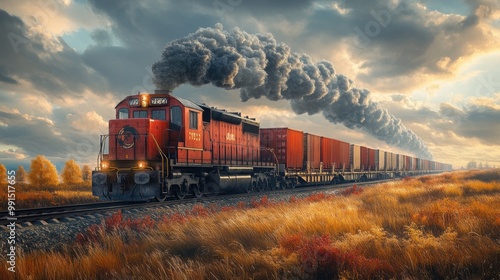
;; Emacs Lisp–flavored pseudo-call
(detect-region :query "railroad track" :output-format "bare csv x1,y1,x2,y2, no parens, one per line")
1,178,399,228
0,201,145,226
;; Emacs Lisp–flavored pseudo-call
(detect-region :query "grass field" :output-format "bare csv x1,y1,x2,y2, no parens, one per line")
0,183,97,210
1,170,499,279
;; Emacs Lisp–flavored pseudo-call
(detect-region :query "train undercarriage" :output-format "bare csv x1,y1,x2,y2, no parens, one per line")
92,160,441,202
92,161,284,201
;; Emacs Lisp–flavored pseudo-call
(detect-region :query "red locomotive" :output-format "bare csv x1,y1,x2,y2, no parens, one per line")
93,90,277,201
92,90,452,201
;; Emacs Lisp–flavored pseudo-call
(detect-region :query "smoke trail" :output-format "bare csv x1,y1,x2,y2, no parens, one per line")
152,24,432,159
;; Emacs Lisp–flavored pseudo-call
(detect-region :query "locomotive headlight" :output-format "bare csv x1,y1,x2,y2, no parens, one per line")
134,172,150,184
101,161,109,170
140,94,149,108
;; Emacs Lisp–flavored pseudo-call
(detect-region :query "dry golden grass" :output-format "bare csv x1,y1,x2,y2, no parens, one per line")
0,183,97,210
1,169,499,279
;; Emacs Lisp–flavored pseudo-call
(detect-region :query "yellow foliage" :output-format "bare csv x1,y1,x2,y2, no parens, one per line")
28,155,59,187
0,163,7,185
82,164,92,184
16,165,27,184
61,159,83,185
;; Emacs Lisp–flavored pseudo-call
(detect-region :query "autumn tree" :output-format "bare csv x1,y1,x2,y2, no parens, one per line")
61,159,83,185
0,163,7,186
16,165,27,184
28,155,59,187
82,164,92,185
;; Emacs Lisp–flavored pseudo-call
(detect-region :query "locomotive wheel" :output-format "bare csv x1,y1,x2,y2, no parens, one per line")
245,183,252,193
192,185,203,199
280,180,286,190
175,189,186,200
205,182,219,196
267,179,276,191
256,179,264,192
263,179,270,191
175,184,188,200
155,194,167,202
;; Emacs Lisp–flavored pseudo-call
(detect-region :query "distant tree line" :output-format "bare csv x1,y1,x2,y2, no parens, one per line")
465,161,496,170
0,155,92,187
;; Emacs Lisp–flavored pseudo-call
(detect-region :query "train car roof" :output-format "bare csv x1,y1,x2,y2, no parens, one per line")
174,95,203,111
196,102,260,126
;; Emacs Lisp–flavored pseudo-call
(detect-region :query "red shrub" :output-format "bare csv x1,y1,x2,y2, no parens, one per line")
123,215,155,231
208,203,219,213
279,234,394,278
251,195,271,208
237,201,247,209
163,212,187,224
220,205,236,212
339,185,364,196
104,210,124,231
76,210,157,245
187,204,210,217
75,224,102,245
305,193,326,202
289,195,299,203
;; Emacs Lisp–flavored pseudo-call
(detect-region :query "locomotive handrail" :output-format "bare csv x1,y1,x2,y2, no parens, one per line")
174,146,204,151
96,135,109,171
151,133,169,178
261,147,279,176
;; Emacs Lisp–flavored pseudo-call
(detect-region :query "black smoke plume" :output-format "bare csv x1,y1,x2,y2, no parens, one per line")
152,24,432,159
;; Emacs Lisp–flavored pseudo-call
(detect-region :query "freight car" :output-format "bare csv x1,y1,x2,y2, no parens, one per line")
92,90,452,201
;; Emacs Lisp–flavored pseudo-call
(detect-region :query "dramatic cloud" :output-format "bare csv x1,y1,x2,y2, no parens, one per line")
152,24,432,158
439,103,500,145
299,0,500,92
0,10,108,97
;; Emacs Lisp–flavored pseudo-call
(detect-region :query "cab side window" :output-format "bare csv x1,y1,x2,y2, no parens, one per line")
171,106,182,126
118,108,128,119
189,111,198,129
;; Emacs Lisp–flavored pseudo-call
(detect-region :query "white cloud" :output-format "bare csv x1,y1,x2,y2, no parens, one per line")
2,0,109,36
68,110,107,133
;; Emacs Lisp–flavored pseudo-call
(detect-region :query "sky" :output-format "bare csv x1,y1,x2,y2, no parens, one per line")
0,0,499,171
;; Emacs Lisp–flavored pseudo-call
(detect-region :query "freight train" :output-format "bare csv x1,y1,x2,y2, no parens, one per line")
92,90,452,201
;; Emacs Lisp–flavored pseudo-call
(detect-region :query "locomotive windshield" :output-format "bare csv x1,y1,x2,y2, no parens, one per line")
152,110,166,120
118,108,128,119
133,110,148,118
